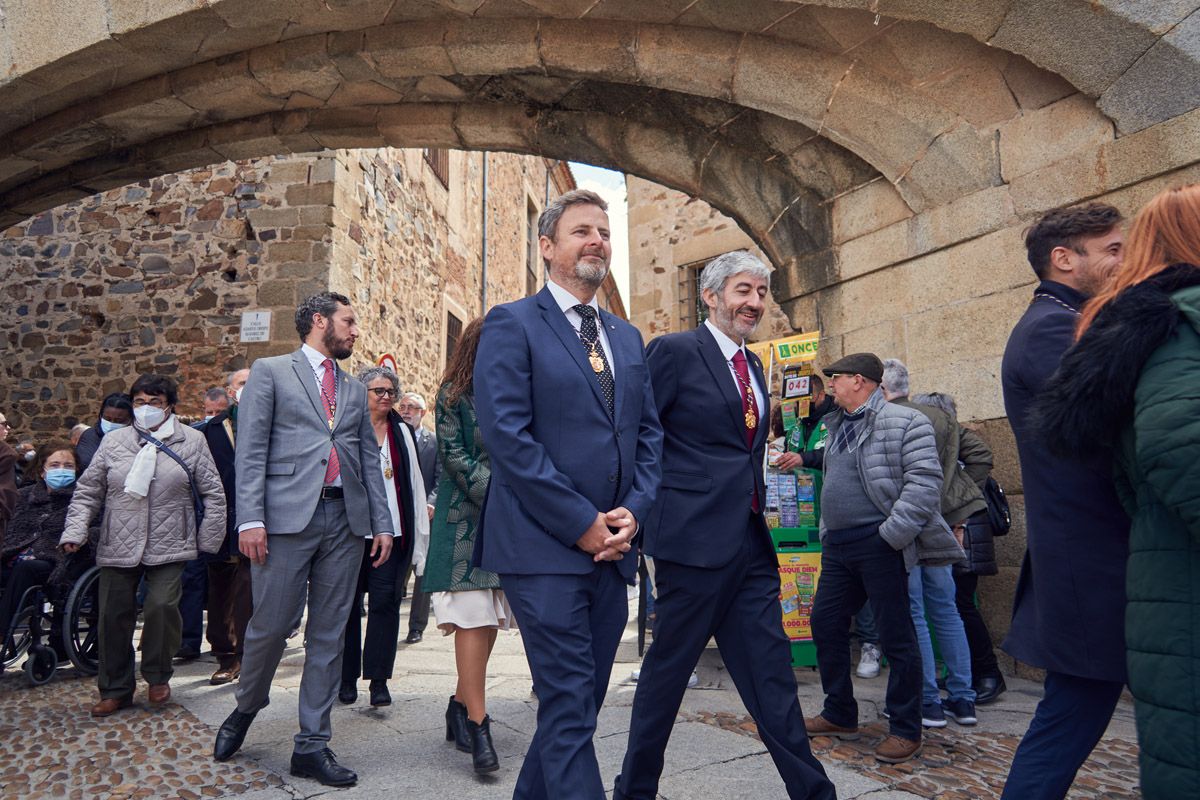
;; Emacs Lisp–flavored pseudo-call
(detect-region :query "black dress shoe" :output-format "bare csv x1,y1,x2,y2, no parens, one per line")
405,629,423,644
974,674,1007,705
466,715,499,774
174,644,201,662
338,681,357,705
213,708,257,762
445,696,471,753
369,680,391,707
290,748,357,787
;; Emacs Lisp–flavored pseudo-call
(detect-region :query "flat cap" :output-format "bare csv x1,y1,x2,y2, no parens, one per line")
821,352,884,384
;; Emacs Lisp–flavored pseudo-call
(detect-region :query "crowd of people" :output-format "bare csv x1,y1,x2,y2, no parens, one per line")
0,183,1197,799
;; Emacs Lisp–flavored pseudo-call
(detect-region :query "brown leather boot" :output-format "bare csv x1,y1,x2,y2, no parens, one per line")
90,696,133,717
210,661,241,686
148,683,171,704
803,714,861,740
875,735,922,763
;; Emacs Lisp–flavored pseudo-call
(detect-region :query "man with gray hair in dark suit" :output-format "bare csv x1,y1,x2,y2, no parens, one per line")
212,292,393,788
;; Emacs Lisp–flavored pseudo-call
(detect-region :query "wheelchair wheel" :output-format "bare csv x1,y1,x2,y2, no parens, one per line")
24,644,57,685
63,565,101,676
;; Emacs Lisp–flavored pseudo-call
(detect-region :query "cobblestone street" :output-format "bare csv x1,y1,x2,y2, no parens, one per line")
0,596,1141,800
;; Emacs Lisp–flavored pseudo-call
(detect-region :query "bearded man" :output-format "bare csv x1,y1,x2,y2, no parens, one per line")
212,292,394,788
474,189,663,800
613,251,835,800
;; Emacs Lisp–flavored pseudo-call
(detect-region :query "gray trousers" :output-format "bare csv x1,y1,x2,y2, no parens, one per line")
234,498,362,754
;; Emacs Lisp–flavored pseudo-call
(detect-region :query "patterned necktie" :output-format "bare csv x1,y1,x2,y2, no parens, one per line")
830,412,863,454
731,350,760,512
320,358,341,484
573,305,615,415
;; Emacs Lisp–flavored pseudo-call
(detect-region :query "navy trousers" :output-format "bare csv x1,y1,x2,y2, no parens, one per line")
1001,671,1124,800
178,557,208,652
615,516,834,800
810,534,923,741
501,563,628,800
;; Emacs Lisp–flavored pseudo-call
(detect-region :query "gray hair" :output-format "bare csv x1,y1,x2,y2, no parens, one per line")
913,391,958,419
881,358,910,398
226,368,249,385
699,251,772,296
538,188,608,247
357,366,400,394
400,392,426,409
204,387,231,404
70,423,90,436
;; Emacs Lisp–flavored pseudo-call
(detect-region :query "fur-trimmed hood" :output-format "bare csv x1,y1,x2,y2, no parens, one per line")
1035,263,1200,459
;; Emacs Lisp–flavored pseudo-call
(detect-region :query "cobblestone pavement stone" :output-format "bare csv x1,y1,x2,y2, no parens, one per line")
0,592,1142,799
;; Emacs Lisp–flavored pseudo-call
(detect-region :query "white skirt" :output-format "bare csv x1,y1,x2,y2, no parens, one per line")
432,589,516,633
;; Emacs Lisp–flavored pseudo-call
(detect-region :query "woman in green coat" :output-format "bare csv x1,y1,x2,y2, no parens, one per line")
423,316,510,775
1037,183,1200,799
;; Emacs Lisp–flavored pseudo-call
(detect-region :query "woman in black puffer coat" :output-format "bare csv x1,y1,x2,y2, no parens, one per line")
0,440,92,656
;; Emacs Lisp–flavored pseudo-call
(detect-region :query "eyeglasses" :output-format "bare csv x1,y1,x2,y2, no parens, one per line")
132,398,167,408
0,421,9,428
369,388,399,398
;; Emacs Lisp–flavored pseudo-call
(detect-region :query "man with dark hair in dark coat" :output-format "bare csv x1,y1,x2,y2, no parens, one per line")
999,202,1131,800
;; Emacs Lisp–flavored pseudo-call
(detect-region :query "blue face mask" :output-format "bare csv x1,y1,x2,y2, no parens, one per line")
99,419,128,435
45,468,76,490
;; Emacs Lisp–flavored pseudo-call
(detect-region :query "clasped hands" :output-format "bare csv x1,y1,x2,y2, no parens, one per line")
575,507,637,562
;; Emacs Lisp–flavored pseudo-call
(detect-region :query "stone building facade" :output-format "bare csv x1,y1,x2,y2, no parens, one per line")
0,148,593,434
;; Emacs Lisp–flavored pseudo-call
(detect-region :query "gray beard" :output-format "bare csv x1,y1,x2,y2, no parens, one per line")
574,259,608,287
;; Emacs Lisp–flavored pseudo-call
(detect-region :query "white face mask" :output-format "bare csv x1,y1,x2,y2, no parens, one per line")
23,450,35,462
234,387,244,404
203,415,216,423
134,405,167,429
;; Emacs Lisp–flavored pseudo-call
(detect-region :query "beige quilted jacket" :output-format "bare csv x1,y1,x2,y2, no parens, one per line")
60,422,226,567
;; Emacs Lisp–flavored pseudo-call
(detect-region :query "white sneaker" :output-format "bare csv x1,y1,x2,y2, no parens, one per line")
631,668,641,682
856,643,881,678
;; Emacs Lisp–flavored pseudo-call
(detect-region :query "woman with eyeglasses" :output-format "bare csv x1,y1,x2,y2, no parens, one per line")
60,374,226,717
337,366,428,707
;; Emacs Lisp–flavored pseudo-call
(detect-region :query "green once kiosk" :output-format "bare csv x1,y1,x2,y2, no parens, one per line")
752,332,825,669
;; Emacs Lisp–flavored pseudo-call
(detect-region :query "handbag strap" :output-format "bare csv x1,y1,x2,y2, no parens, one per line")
135,429,204,520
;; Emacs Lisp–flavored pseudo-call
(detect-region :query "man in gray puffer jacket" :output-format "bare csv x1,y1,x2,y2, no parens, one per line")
803,353,964,765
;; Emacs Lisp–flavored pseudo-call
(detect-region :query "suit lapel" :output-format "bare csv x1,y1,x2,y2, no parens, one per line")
696,326,747,443
748,349,770,451
331,363,349,432
537,287,611,418
291,350,327,427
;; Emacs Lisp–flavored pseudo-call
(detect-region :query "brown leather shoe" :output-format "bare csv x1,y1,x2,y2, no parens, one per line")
875,734,922,763
803,715,860,740
91,696,133,717
210,662,241,686
148,683,171,704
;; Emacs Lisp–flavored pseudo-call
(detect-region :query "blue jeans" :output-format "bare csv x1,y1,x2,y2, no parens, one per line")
908,565,975,704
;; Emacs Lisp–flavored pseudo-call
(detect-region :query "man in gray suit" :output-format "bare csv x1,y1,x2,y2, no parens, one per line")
396,391,438,643
213,292,393,787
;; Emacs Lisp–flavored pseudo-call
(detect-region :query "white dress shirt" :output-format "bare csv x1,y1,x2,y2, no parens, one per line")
546,279,616,385
704,319,766,420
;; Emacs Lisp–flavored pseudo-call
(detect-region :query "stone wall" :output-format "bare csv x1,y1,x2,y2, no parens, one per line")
0,148,580,437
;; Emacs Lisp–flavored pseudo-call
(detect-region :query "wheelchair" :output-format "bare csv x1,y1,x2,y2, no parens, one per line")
1,562,101,685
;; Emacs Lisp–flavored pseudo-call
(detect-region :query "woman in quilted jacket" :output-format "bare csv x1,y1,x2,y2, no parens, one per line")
61,374,226,718
1036,183,1200,799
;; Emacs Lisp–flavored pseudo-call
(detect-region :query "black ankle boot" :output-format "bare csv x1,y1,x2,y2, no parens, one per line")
466,715,499,774
445,696,470,753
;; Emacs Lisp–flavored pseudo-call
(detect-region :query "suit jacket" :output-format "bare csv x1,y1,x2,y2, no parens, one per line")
413,426,440,505
473,285,663,583
234,348,392,538
642,325,770,568
200,410,239,558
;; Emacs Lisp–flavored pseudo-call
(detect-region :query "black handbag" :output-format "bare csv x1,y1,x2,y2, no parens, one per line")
136,429,205,528
982,475,1011,537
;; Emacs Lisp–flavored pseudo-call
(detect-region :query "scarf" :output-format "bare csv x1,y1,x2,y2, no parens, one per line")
123,415,177,499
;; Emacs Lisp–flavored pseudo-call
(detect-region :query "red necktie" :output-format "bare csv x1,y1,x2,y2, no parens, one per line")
731,350,760,512
321,359,341,485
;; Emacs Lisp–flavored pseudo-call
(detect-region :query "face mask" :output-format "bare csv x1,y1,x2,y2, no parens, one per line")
234,387,243,404
45,468,76,490
134,405,167,429
204,415,216,422
23,450,35,462
99,419,127,435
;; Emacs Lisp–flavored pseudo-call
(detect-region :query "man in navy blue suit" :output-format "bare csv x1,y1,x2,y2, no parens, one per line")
474,188,663,800
613,252,835,800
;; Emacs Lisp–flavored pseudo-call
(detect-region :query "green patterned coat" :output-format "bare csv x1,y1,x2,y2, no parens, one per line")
421,388,500,592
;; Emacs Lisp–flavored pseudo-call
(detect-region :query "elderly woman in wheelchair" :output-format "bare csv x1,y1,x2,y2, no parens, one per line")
0,440,98,683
